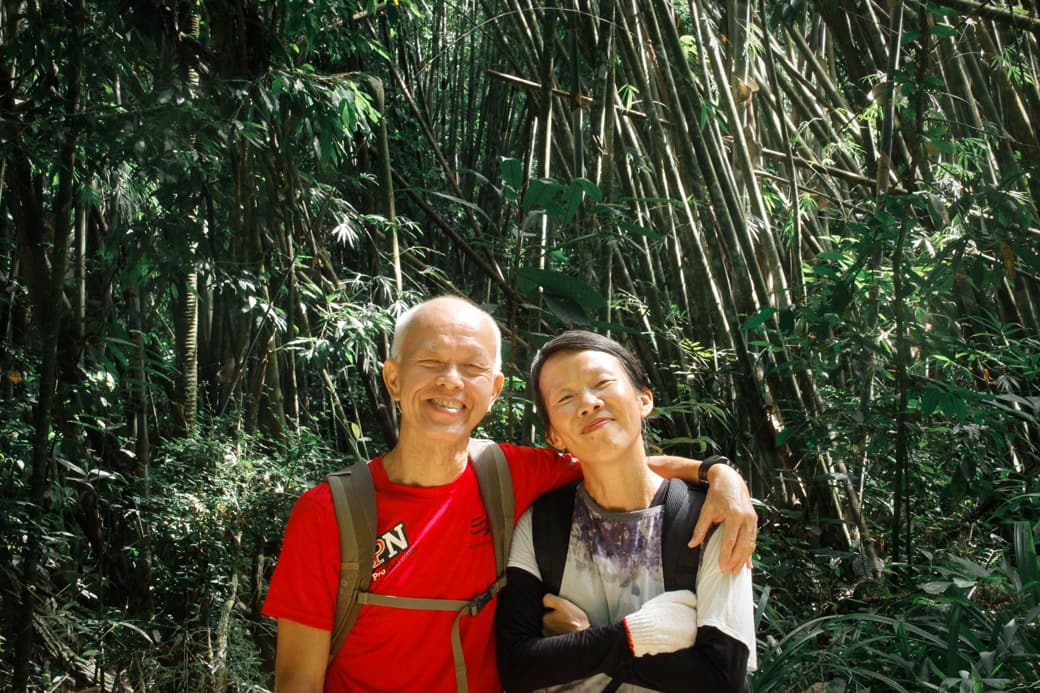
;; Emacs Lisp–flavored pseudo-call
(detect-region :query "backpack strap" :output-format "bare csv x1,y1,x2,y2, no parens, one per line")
325,440,515,693
533,480,704,692
531,480,580,596
326,461,378,664
468,438,514,576
534,478,706,596
661,478,709,591
357,590,498,692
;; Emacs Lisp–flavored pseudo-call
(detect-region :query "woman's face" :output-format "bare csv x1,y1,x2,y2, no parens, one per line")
537,349,653,464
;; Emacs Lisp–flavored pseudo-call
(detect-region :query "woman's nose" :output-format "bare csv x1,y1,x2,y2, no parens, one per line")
578,390,603,415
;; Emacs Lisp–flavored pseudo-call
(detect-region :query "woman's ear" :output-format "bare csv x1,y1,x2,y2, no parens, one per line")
545,426,563,451
639,389,654,418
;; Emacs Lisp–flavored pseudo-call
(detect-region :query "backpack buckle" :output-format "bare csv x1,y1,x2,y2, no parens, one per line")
467,585,495,615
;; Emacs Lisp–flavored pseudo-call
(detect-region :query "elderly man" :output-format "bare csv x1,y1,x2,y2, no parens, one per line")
263,296,757,692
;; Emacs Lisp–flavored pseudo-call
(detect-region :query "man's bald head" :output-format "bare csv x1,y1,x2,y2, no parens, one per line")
390,296,503,374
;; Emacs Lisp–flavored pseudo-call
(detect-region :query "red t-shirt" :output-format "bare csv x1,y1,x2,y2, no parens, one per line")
262,443,580,692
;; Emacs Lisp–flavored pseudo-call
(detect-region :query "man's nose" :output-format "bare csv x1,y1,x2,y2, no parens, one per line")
436,364,464,388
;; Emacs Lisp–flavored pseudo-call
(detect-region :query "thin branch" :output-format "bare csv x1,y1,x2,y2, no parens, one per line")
927,0,1040,32
392,169,518,300
484,68,671,125
756,145,906,194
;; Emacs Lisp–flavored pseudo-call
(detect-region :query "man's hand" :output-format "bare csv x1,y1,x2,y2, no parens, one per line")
647,455,757,575
691,464,757,575
541,593,591,636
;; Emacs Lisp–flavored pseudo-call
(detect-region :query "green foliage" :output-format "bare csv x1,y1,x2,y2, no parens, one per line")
53,424,338,690
4,0,1040,689
753,461,1040,689
748,132,1040,686
752,545,1040,691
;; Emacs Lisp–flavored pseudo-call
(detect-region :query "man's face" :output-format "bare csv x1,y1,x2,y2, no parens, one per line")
383,301,504,444
538,349,652,464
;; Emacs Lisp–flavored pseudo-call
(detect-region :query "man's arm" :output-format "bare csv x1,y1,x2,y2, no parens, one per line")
274,618,330,692
647,456,757,574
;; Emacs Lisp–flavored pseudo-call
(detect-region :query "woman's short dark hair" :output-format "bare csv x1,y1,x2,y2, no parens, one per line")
529,330,650,431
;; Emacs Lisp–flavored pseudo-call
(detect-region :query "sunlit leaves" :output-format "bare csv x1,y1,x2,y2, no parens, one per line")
518,268,607,325
743,306,778,331
499,156,524,200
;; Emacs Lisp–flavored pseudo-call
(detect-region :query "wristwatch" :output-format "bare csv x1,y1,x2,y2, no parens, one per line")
699,455,730,486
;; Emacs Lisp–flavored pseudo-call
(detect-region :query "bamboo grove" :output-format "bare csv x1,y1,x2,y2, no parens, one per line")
1,0,1038,689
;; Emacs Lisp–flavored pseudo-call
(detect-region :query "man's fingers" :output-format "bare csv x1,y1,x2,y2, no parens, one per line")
687,463,759,573
723,520,757,575
744,511,758,569
688,492,726,548
706,511,758,575
718,517,742,574
688,511,712,548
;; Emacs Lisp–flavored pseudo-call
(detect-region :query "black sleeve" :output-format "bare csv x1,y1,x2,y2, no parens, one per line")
612,626,749,693
495,567,636,691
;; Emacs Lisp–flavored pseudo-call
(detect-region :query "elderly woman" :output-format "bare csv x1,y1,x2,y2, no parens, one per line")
495,330,756,692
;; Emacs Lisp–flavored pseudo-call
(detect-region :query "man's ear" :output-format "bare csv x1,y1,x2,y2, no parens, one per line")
639,389,654,418
490,373,505,404
383,359,401,401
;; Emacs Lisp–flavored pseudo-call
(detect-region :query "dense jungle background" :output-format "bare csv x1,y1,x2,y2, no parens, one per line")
2,0,1039,689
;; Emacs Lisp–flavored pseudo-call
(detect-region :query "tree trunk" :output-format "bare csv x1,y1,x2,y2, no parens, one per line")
10,0,85,681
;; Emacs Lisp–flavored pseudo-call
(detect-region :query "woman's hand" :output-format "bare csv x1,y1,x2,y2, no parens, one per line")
541,594,591,635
